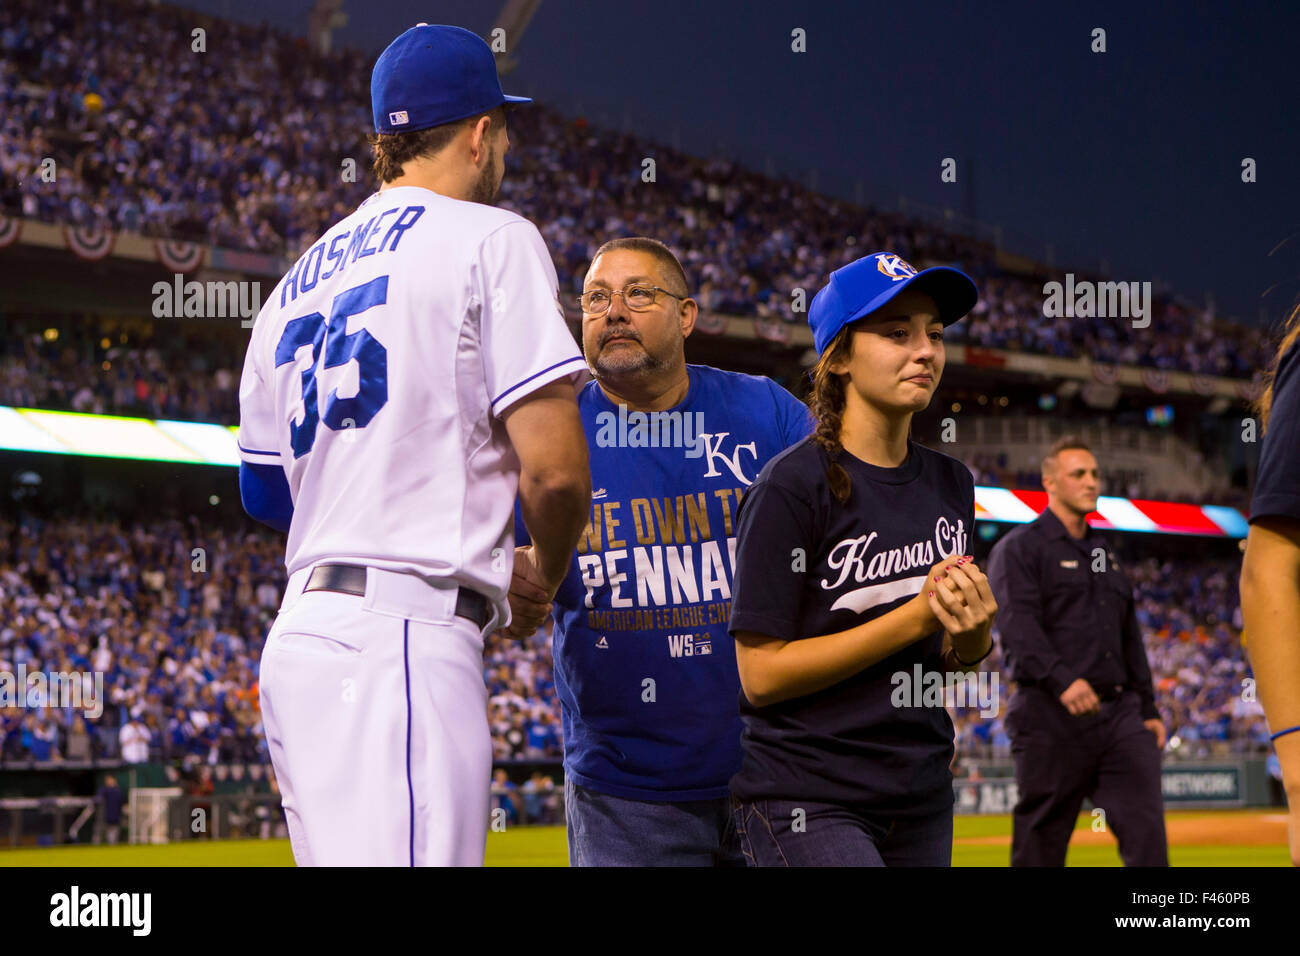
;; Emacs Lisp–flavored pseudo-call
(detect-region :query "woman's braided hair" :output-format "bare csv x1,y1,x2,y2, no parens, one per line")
809,325,856,505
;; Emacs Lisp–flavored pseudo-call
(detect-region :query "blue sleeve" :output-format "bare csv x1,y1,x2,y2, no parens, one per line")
767,378,814,447
239,462,294,533
513,497,531,546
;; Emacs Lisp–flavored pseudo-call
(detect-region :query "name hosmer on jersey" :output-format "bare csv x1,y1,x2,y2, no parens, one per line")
577,489,745,639
278,204,426,308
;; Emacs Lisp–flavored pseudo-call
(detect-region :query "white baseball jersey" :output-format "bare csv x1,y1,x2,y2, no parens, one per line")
238,185,589,622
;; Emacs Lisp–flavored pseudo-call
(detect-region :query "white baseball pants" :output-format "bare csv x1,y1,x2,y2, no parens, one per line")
260,565,492,866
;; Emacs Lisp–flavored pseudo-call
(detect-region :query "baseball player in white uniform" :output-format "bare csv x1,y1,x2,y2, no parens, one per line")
237,24,591,866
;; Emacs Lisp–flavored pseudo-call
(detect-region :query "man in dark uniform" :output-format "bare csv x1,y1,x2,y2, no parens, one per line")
987,437,1168,866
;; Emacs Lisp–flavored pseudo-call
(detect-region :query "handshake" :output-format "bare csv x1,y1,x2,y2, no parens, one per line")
504,545,561,639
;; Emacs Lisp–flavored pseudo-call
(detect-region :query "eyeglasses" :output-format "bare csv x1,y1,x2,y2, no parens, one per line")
577,284,688,315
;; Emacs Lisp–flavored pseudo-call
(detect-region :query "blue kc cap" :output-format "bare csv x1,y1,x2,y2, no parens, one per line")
808,252,979,355
371,24,532,135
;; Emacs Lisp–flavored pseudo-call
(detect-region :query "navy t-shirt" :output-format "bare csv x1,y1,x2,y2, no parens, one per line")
516,364,812,800
1250,342,1300,524
728,436,975,815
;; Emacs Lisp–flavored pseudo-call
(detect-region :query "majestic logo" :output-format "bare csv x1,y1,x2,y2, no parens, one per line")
875,254,918,282
699,432,758,485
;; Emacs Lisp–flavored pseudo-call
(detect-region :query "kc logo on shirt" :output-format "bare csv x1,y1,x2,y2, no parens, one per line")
698,432,758,485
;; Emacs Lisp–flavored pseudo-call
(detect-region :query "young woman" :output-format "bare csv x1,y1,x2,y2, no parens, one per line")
728,251,998,866
1239,303,1300,866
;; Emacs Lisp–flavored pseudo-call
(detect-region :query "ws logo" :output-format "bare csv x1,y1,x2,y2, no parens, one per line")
667,634,712,658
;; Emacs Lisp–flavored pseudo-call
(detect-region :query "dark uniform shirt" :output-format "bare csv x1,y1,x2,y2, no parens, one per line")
987,507,1159,721
98,784,125,824
728,437,975,815
1250,341,1300,524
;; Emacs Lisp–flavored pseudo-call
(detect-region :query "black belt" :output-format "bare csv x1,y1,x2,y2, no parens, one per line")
303,564,491,630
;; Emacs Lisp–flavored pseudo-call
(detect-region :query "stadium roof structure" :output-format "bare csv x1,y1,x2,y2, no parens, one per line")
0,405,1251,538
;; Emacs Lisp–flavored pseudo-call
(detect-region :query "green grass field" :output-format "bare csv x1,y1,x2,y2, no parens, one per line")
0,811,1288,866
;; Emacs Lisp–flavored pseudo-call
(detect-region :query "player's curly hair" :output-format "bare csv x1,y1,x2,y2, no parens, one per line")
809,325,855,505
366,106,506,183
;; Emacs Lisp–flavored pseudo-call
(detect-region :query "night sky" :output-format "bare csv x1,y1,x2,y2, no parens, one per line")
181,0,1299,330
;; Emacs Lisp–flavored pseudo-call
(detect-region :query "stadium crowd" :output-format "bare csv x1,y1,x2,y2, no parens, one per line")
0,509,1272,768
0,0,1276,380
0,512,571,767
0,514,281,766
0,319,240,425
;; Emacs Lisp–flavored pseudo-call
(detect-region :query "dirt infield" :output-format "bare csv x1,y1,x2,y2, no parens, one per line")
955,810,1288,847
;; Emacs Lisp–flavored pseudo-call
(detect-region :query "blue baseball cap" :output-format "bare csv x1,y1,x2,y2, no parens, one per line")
808,252,979,355
371,24,532,135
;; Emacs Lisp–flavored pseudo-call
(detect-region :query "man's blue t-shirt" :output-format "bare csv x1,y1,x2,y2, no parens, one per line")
516,364,812,801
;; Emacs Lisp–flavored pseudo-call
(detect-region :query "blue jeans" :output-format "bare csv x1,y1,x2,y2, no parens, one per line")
565,777,744,866
732,796,953,866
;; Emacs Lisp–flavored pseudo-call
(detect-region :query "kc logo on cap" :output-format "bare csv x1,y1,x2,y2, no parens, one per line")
875,253,918,281
807,250,980,355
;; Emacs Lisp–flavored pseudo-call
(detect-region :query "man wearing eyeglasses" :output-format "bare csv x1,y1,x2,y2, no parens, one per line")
510,237,812,865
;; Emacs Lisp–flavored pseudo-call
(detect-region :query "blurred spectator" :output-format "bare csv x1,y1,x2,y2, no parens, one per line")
64,713,91,761
490,768,518,826
522,771,559,824
118,717,150,764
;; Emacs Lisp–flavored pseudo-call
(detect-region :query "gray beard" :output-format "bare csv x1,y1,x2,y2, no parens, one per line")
593,345,677,381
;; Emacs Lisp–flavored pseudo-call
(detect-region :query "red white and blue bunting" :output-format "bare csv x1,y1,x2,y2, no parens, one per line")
63,223,115,261
694,311,728,335
155,238,205,274
0,213,21,248
1090,361,1119,385
754,316,792,345
1142,368,1170,394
